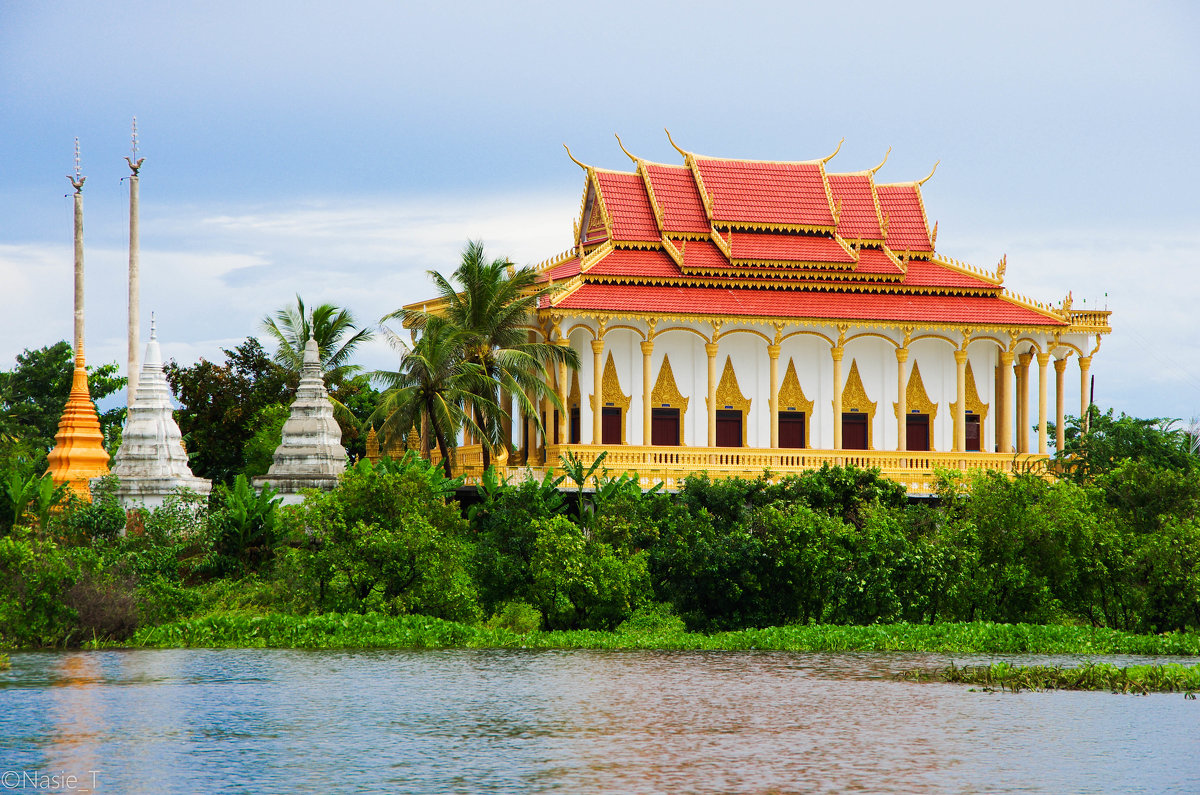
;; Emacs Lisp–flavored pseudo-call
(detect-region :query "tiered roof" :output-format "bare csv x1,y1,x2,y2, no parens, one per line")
542,135,1072,330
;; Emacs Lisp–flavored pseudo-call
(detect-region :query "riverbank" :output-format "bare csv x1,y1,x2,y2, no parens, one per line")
900,661,1200,694
109,613,1200,655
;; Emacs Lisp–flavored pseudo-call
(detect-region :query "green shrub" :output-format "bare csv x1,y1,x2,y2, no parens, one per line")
617,602,685,635
487,600,542,634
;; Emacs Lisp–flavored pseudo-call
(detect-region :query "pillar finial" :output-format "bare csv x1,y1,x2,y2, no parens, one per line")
150,311,157,340
125,117,145,174
68,138,85,192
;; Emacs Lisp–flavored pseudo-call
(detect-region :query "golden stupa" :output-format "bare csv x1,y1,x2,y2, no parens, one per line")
46,142,110,500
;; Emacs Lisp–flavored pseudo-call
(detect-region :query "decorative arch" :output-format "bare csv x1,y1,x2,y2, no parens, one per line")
839,358,877,450
710,356,752,446
651,354,689,445
717,327,773,345
777,359,814,449
893,360,939,451
951,360,990,447
589,351,631,444
655,325,712,342
781,329,836,347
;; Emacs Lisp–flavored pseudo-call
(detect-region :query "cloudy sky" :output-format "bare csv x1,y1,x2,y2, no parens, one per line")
1,1,1198,420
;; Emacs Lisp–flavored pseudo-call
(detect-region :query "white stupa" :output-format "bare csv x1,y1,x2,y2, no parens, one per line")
106,318,212,507
254,336,347,503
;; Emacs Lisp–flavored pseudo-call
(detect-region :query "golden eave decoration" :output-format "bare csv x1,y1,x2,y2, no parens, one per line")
591,351,631,411
894,361,939,422
651,354,690,415
710,356,752,414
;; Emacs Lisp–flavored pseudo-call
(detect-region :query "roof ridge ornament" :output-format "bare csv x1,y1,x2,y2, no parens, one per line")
665,128,689,158
614,133,638,165
916,160,940,186
563,143,588,171
821,138,844,164
996,254,1007,282
868,147,891,175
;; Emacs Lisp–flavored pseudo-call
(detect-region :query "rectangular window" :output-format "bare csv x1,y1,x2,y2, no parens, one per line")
715,410,742,448
601,407,622,445
965,415,981,452
906,414,930,452
842,413,869,450
778,411,805,449
651,408,680,446
569,407,581,444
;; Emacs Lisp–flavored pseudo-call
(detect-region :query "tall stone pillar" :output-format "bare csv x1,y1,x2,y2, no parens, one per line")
125,143,143,406
768,344,781,448
832,346,845,450
1078,355,1093,422
999,350,1014,454
1037,352,1050,455
1054,357,1068,453
895,347,909,451
1015,352,1031,453
641,339,654,446
954,350,968,452
591,338,604,444
47,146,110,500
556,338,570,444
705,342,719,447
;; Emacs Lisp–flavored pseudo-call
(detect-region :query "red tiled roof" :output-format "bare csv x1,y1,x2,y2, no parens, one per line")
643,164,709,234
553,283,1064,326
828,173,884,240
694,158,836,228
903,259,999,290
538,257,582,282
680,239,728,270
877,184,933,252
586,248,680,279
728,231,854,264
594,171,659,241
854,247,903,275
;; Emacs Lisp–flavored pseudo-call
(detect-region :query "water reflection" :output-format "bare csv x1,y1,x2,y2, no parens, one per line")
1,649,1197,794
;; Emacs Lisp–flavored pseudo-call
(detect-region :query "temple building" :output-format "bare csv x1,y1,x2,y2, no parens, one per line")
397,135,1111,492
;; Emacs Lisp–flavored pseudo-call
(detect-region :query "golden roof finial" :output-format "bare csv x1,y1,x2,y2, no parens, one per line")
665,128,688,158
821,138,844,164
563,143,588,171
614,133,638,165
996,254,1007,281
868,147,891,175
916,160,940,186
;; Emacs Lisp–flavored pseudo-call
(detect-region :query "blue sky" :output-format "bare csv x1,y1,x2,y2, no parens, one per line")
1,1,1198,419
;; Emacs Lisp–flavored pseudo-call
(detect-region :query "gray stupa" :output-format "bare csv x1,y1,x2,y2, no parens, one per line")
254,336,347,503
108,320,212,507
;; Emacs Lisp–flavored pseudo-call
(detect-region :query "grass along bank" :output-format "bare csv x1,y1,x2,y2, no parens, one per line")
899,661,1200,695
115,613,1200,656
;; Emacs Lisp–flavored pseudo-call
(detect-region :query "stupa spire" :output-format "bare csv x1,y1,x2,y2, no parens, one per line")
47,139,111,499
109,317,211,507
254,334,347,503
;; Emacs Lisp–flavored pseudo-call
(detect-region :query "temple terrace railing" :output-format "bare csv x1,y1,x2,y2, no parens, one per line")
431,444,1049,495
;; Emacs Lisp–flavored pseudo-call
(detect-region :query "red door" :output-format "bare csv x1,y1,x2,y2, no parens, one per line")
965,414,981,452
842,413,868,450
716,410,742,447
651,408,680,446
569,408,581,444
905,414,930,451
602,407,622,444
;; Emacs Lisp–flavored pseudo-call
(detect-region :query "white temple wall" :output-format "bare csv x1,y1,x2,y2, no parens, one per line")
843,333,894,450
780,332,833,448
716,330,766,446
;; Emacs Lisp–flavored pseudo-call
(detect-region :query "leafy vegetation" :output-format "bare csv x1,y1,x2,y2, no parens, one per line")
902,661,1200,695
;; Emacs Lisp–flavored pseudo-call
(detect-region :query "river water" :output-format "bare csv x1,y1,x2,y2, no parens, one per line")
1,648,1198,794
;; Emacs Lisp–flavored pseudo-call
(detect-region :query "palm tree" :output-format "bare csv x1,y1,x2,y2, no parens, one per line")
261,295,373,385
384,240,580,469
369,320,493,476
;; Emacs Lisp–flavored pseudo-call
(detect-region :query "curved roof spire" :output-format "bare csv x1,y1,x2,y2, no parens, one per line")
821,138,844,164
665,128,688,158
916,160,940,186
868,147,891,175
614,133,638,165
563,143,588,171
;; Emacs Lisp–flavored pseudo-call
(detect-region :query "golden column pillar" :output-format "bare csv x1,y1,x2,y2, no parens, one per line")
591,338,604,444
1078,355,1093,421
1037,352,1050,455
832,345,845,450
1054,357,1068,453
705,342,719,447
641,339,654,446
556,338,570,445
999,350,1014,454
1015,352,1032,453
895,347,909,451
954,350,969,452
768,344,781,448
